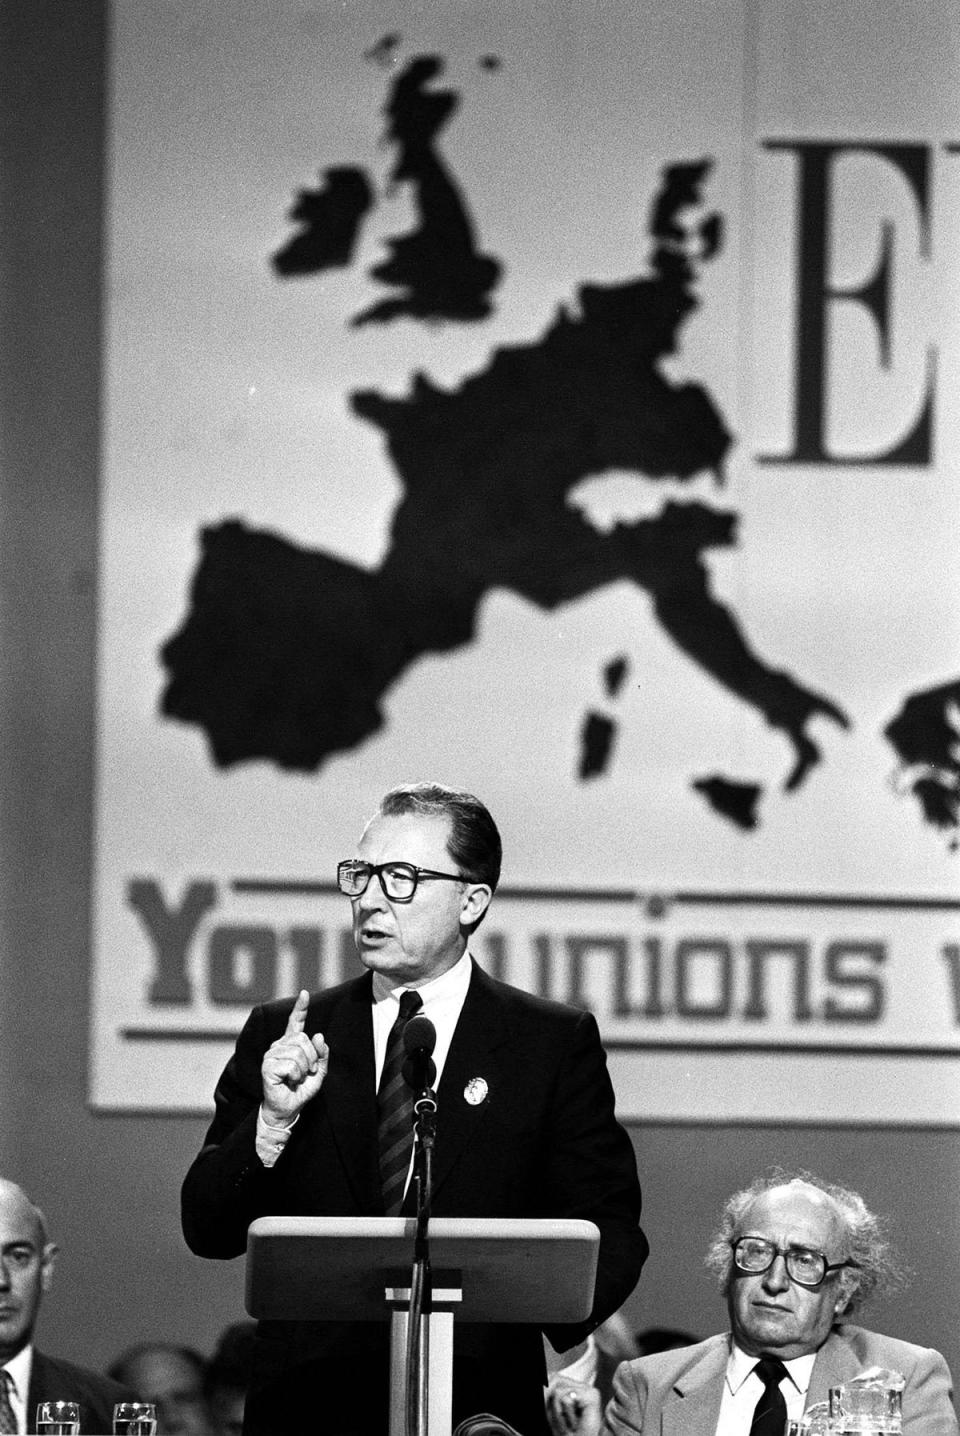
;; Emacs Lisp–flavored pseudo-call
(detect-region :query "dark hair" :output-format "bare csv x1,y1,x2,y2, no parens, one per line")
703,1167,908,1314
378,782,502,896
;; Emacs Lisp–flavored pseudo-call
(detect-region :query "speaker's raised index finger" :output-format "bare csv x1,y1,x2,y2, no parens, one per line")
284,988,310,1035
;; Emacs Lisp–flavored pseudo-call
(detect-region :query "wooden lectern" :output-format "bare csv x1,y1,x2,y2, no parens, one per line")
245,1215,600,1436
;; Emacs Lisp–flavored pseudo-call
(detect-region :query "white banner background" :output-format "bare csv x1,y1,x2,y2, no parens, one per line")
92,0,960,1117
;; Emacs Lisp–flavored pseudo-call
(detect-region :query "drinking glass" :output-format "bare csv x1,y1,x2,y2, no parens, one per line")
787,1401,835,1436
113,1402,158,1435
36,1401,80,1434
829,1385,902,1433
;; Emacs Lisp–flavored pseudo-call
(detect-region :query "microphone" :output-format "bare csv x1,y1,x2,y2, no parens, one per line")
402,1014,437,1092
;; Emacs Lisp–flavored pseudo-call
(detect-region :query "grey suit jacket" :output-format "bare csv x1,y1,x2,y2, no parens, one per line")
603,1325,959,1436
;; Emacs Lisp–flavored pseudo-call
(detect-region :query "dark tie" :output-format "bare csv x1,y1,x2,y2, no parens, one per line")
378,990,423,1214
0,1370,17,1436
749,1357,788,1436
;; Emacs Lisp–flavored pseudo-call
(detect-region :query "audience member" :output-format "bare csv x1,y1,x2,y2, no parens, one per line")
546,1169,959,1435
107,1343,213,1436
0,1177,134,1434
204,1324,257,1436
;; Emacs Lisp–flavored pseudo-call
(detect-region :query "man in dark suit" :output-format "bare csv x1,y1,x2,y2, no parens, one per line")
0,1178,134,1434
181,782,647,1436
546,1171,959,1436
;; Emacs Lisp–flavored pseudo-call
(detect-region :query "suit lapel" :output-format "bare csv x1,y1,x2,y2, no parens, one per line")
27,1350,60,1425
308,977,381,1211
429,962,510,1200
662,1339,729,1436
304,964,510,1213
807,1328,862,1410
27,1350,46,1420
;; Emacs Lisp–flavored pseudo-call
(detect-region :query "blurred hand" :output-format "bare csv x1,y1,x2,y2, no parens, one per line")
545,1376,601,1436
261,989,329,1124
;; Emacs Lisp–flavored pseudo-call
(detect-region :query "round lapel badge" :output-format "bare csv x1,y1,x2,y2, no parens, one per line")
463,1076,488,1106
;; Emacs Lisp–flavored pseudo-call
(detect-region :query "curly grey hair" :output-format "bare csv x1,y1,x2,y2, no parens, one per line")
703,1167,908,1314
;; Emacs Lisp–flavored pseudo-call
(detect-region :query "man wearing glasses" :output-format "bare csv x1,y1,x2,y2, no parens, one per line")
546,1172,958,1436
181,782,647,1436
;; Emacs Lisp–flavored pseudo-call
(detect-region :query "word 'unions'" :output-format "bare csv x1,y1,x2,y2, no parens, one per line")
124,879,960,1036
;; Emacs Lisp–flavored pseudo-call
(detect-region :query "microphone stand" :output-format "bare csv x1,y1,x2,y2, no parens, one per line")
404,1076,437,1436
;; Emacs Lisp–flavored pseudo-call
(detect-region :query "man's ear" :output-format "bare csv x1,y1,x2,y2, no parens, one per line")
40,1242,59,1293
460,882,492,927
834,1269,860,1316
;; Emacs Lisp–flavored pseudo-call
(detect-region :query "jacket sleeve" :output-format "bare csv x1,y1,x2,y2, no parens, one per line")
601,1359,649,1435
180,1001,286,1259
541,1008,648,1351
902,1347,960,1436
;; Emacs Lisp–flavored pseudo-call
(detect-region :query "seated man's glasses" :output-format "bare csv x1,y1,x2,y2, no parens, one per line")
731,1237,859,1289
337,859,464,903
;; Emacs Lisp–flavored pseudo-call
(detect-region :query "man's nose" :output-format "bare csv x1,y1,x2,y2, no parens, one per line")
0,1259,9,1290
761,1254,791,1292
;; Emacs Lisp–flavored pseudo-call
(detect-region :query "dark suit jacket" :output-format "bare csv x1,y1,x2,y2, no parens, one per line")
27,1350,135,1434
182,962,647,1436
602,1325,960,1436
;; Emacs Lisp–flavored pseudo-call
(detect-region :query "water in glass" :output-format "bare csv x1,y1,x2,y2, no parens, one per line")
36,1401,80,1434
113,1401,158,1435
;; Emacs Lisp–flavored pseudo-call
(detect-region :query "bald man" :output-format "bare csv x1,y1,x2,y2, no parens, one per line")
0,1178,134,1434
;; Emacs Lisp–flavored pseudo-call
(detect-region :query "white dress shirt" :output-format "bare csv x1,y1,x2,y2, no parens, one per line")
3,1344,33,1435
715,1342,816,1436
370,949,472,1088
257,951,473,1167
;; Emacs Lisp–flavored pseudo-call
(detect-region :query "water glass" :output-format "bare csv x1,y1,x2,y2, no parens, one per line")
36,1401,80,1434
787,1401,835,1435
113,1402,158,1435
830,1384,902,1432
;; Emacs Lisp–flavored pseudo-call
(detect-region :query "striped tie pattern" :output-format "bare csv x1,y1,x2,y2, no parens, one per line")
378,989,423,1214
0,1370,17,1436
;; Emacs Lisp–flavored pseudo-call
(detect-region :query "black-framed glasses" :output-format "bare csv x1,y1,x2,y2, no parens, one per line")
731,1237,859,1289
336,859,465,903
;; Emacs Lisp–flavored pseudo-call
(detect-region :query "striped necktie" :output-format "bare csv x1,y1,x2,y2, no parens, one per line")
378,989,423,1214
0,1370,18,1436
749,1357,788,1436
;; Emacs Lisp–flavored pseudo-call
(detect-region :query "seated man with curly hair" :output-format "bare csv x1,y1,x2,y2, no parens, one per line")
546,1169,958,1436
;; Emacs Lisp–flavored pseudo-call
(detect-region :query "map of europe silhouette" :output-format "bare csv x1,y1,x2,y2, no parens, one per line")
159,46,959,844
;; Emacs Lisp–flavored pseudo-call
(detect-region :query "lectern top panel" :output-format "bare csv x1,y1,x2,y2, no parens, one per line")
245,1215,600,1324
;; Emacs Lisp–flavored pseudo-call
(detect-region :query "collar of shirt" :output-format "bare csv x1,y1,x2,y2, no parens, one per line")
715,1341,816,1436
3,1343,33,1434
726,1342,816,1399
371,950,473,1088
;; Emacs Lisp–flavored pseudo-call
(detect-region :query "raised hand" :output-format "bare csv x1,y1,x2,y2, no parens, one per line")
261,989,329,1124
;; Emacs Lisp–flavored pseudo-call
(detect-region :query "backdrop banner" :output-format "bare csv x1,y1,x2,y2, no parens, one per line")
92,0,960,1118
